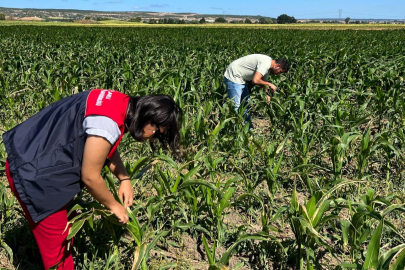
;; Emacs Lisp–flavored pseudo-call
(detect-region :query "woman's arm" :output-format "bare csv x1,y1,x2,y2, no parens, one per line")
108,150,134,209
81,135,129,223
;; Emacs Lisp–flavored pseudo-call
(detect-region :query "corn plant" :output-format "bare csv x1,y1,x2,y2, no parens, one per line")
0,184,14,266
357,129,373,179
285,180,364,270
340,189,405,266
329,127,360,180
339,219,405,270
251,137,285,197
202,231,280,270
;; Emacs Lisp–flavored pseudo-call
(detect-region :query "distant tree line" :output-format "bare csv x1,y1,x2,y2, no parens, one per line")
302,20,341,24
138,14,299,25
207,14,298,24
129,17,142,22
146,18,189,24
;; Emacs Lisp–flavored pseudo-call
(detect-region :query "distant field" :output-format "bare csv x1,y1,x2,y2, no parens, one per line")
1,20,405,29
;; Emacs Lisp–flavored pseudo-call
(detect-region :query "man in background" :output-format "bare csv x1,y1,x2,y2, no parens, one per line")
224,54,290,129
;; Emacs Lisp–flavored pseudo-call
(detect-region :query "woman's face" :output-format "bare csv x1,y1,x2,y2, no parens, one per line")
142,121,166,142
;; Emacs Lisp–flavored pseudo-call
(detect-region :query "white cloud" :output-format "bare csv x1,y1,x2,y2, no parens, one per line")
150,4,169,8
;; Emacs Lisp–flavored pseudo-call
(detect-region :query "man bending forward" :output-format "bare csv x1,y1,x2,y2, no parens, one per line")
224,54,290,129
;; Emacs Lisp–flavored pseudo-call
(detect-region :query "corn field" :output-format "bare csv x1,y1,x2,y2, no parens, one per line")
0,26,405,270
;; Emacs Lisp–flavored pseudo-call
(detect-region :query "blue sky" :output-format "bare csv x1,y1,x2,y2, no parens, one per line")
1,0,404,19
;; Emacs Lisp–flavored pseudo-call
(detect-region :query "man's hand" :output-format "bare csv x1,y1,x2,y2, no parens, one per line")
268,83,277,93
119,180,134,209
110,202,129,224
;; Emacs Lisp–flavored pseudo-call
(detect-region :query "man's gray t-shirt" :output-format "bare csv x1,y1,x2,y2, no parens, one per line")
224,54,272,85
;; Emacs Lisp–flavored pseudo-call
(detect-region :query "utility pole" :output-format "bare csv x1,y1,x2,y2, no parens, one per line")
339,9,342,19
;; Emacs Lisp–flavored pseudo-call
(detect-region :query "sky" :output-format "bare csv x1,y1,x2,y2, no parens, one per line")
1,0,404,19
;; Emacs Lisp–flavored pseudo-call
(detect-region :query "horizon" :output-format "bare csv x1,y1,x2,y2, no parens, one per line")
1,0,404,20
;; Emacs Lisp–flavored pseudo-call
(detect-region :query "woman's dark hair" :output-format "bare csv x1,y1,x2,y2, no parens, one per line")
125,95,182,152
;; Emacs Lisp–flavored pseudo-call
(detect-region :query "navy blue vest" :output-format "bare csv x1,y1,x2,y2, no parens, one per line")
2,91,90,223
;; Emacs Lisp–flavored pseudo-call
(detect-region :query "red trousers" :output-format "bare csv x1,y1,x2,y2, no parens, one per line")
5,160,74,270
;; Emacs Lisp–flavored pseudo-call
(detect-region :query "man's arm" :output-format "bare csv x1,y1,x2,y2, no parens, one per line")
252,71,277,93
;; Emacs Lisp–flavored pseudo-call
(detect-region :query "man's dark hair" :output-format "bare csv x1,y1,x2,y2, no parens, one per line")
275,58,290,73
125,95,182,152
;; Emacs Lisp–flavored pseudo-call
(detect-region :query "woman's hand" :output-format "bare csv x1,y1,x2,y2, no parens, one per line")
119,180,134,209
107,151,134,209
109,202,129,224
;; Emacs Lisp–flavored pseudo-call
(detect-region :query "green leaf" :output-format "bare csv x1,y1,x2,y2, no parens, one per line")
141,230,170,266
378,244,405,270
312,200,331,227
317,180,365,208
219,232,275,264
218,186,235,213
131,159,156,183
390,248,405,270
0,241,13,264
211,121,222,136
67,203,85,216
179,179,223,199
183,165,200,182
193,147,206,160
291,186,299,211
67,219,86,240
219,232,280,265
363,219,384,269
155,154,178,170
128,156,151,178
236,193,263,209
157,169,171,194
270,206,289,223
132,244,147,270
202,234,215,265
381,204,405,217
172,222,195,230
341,220,350,248
306,195,318,219
171,175,182,194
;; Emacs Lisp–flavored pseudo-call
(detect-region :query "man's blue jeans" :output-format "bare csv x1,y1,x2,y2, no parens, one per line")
224,77,252,129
